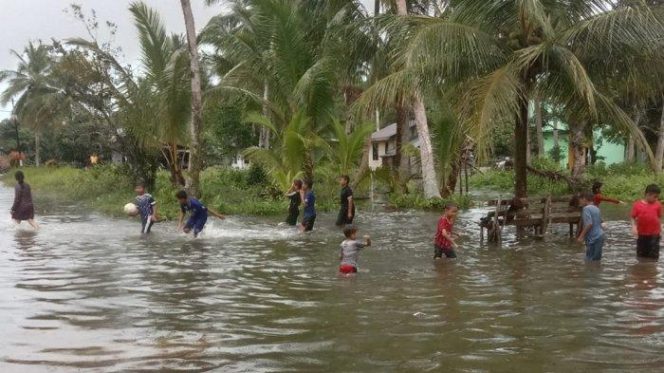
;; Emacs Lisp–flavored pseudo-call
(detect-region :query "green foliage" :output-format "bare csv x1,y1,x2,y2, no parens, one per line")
388,194,473,211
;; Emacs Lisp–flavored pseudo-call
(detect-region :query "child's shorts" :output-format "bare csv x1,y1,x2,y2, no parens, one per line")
185,216,208,236
434,245,457,259
339,264,357,274
637,235,660,260
302,215,316,232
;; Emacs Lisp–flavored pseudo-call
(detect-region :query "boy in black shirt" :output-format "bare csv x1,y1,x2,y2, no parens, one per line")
336,175,355,227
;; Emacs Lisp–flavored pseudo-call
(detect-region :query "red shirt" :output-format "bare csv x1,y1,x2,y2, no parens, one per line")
631,200,662,236
435,216,454,248
593,193,620,206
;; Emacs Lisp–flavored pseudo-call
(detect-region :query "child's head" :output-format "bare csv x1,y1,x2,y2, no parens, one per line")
444,202,459,219
303,179,314,190
592,181,603,194
645,184,661,203
578,192,594,207
176,190,188,204
293,179,303,190
14,170,24,184
134,182,146,195
339,175,350,187
343,224,358,240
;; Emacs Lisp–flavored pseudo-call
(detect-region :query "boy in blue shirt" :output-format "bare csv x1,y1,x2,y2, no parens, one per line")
577,192,605,261
176,190,225,237
299,179,316,232
135,182,158,235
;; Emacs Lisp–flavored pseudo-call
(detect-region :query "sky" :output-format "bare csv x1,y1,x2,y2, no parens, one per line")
0,0,376,120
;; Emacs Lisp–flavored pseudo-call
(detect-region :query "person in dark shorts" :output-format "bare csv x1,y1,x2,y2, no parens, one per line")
10,171,39,229
339,225,371,275
336,175,355,227
285,179,303,226
434,203,459,259
134,182,158,234
176,190,225,237
299,180,316,232
631,184,662,260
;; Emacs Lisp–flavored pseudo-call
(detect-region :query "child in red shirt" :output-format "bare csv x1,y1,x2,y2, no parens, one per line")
434,203,459,259
592,181,624,206
631,184,662,260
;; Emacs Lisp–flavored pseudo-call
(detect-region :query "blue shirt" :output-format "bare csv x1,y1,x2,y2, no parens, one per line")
303,191,316,218
181,198,208,221
135,193,156,220
582,204,604,244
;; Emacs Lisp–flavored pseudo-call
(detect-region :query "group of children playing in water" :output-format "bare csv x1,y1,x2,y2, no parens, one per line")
9,170,662,275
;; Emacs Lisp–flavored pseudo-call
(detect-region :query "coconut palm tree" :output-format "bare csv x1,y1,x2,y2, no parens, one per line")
0,42,59,166
367,0,663,198
180,0,204,197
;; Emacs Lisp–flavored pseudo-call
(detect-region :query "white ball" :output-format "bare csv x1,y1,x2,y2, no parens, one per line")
124,203,139,216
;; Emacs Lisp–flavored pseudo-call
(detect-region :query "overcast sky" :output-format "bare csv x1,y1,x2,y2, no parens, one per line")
0,0,375,120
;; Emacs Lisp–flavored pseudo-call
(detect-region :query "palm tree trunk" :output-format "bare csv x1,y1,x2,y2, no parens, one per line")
412,93,441,198
170,143,185,186
441,152,461,198
395,100,409,188
396,0,440,199
655,98,664,172
570,122,586,181
34,130,41,167
260,81,271,148
535,94,544,156
514,97,529,199
627,136,635,163
180,0,203,198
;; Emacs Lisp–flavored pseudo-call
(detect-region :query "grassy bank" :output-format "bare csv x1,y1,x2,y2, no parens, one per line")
0,166,335,220
469,163,664,202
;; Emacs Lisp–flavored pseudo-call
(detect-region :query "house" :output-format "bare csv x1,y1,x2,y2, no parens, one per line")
230,152,250,170
369,121,419,172
542,126,626,167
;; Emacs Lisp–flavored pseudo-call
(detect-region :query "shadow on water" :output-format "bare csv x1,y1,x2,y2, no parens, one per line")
1,187,664,372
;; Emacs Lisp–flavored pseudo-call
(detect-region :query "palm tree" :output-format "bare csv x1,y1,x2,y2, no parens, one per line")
130,1,191,186
375,0,662,198
0,42,58,166
180,0,204,197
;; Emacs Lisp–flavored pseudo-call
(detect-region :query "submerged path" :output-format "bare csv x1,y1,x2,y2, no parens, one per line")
1,187,662,372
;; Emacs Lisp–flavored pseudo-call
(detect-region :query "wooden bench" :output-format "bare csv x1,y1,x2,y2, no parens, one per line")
479,195,581,243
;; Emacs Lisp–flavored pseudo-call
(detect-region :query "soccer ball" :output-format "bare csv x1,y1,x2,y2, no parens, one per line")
124,203,139,216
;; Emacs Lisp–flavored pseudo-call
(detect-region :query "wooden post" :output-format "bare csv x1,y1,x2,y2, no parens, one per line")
495,196,502,245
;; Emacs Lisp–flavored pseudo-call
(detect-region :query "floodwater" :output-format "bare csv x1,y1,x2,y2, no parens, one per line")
1,186,663,372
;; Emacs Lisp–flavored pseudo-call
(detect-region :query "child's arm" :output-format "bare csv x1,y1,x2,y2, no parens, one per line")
442,229,458,248
177,210,185,230
208,207,226,220
600,195,624,205
631,218,639,238
347,196,354,219
577,222,591,243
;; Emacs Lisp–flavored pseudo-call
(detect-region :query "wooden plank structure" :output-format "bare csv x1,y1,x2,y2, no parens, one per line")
479,195,581,243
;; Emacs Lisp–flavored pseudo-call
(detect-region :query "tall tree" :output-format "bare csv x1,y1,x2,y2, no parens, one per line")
180,0,204,197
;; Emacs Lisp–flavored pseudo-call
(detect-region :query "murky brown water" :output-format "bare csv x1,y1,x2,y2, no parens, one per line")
1,186,663,372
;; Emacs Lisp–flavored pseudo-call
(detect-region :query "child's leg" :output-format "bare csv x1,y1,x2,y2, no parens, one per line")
433,245,443,259
27,219,39,230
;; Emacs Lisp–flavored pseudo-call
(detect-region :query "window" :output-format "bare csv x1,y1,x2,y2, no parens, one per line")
372,143,379,161
385,141,390,154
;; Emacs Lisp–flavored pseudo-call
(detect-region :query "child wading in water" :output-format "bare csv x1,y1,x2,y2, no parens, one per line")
176,190,226,237
577,193,605,261
299,180,316,232
434,203,459,259
10,171,39,230
135,182,158,235
339,225,371,275
592,181,625,206
285,179,303,226
631,184,662,261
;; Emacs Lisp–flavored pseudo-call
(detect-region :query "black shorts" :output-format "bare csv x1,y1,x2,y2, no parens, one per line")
302,215,316,232
434,245,457,259
286,208,299,226
637,235,660,260
336,210,354,227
